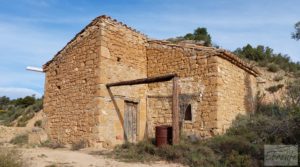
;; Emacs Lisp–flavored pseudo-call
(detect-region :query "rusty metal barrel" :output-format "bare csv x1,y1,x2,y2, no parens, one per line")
155,125,172,147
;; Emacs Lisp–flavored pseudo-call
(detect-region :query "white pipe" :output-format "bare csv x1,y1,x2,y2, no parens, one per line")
26,66,44,73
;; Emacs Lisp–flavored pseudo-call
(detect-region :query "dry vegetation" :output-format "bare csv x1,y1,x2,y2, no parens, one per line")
111,105,299,167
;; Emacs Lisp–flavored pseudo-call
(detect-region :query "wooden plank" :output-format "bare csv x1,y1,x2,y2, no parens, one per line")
124,101,138,143
172,77,180,144
106,74,177,87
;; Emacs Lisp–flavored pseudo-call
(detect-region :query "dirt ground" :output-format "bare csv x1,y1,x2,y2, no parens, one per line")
21,147,183,167
0,124,182,167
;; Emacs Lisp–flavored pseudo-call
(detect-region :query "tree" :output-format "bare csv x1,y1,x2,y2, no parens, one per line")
14,96,36,107
234,44,273,62
167,27,212,46
0,96,10,110
292,22,300,40
183,27,212,46
234,44,300,73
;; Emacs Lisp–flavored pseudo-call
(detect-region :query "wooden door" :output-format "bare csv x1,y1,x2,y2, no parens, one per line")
124,101,138,143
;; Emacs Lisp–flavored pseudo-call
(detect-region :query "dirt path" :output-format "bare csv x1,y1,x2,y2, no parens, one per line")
22,147,183,167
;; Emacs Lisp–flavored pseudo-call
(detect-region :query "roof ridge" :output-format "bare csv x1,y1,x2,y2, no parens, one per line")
98,15,148,37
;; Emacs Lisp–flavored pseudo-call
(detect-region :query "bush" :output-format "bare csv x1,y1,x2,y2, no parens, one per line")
17,111,35,127
71,140,86,151
286,79,300,109
0,148,24,167
34,120,42,127
14,96,35,107
111,140,219,167
267,63,280,72
224,150,257,167
273,75,284,82
10,134,28,145
265,84,284,94
111,103,299,167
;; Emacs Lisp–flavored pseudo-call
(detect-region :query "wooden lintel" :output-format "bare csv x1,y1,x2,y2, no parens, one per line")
106,74,177,88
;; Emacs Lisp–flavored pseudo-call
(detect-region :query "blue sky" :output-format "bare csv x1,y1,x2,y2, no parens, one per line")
0,0,299,99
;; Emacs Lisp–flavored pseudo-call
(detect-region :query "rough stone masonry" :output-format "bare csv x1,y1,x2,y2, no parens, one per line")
43,15,260,147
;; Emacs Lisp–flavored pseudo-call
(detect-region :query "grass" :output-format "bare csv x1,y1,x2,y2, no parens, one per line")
10,134,28,146
0,147,24,167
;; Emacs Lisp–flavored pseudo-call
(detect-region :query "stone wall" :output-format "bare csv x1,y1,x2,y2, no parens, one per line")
146,41,220,138
43,18,102,145
95,17,148,146
216,56,257,133
146,41,258,138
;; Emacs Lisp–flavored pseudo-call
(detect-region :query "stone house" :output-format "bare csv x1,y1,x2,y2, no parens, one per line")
43,15,259,147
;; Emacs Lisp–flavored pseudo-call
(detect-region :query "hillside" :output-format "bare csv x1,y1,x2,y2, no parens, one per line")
0,96,43,127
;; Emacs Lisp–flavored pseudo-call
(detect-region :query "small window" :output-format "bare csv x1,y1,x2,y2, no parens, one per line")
184,104,192,121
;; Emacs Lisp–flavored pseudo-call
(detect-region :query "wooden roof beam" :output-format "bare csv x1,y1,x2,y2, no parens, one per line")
106,74,177,88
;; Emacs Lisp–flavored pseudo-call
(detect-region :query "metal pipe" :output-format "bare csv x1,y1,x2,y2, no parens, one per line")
26,66,44,73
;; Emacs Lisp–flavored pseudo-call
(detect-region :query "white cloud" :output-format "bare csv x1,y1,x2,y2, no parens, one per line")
0,87,42,99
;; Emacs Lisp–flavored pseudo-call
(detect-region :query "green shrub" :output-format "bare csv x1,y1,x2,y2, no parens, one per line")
112,140,219,167
111,103,299,167
268,63,280,72
0,148,24,167
34,120,42,127
71,140,86,151
10,134,28,145
224,150,257,167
